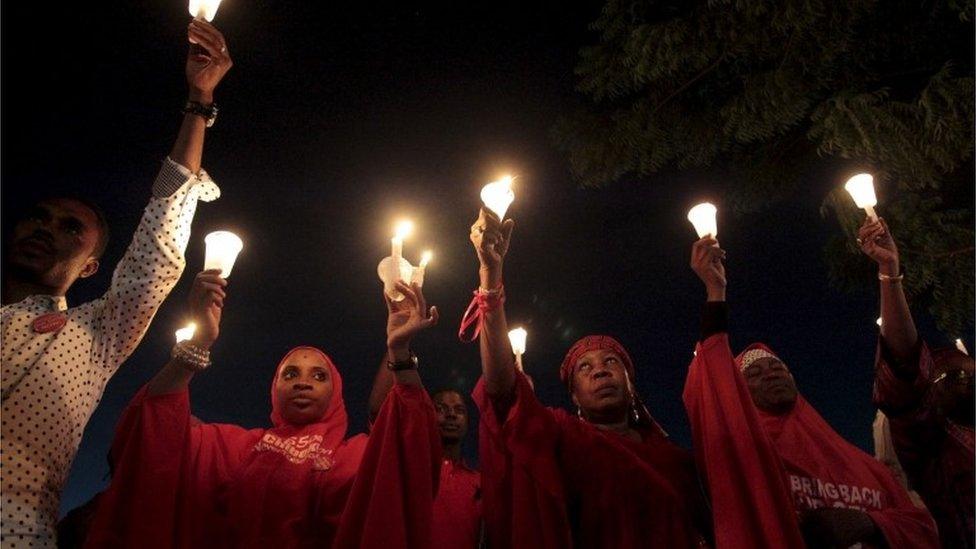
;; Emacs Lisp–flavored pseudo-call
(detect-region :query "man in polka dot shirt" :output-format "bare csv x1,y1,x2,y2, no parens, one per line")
1,20,232,548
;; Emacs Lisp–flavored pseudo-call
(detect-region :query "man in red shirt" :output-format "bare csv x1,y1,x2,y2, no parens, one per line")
431,389,482,549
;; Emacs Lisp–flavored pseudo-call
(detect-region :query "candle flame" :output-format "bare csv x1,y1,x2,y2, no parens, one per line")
420,250,433,267
394,220,414,240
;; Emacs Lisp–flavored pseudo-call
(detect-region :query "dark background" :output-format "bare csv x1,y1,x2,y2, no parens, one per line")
1,1,959,516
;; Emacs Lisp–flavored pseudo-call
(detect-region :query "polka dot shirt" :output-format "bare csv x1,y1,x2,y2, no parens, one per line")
1,158,219,547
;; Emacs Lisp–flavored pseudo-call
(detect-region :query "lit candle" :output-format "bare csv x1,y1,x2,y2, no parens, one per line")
204,231,243,278
844,173,879,221
391,220,413,260
188,0,222,21
175,322,197,343
508,327,527,371
411,250,433,286
956,338,969,356
481,175,516,220
687,202,718,239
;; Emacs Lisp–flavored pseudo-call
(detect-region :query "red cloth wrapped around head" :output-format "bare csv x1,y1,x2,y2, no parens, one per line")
269,345,348,450
559,335,636,387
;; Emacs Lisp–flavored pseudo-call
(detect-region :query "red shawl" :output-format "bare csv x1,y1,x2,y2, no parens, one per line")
475,371,708,549
683,335,938,549
85,346,439,549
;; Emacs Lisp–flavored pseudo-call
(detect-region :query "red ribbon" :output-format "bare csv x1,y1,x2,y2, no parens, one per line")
458,286,505,342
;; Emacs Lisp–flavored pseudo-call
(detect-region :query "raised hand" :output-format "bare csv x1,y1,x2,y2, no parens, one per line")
857,217,900,275
690,237,727,301
186,19,233,103
470,207,515,288
188,269,226,348
386,281,439,352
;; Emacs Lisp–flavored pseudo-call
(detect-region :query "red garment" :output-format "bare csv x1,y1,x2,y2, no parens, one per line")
873,339,975,549
684,335,939,549
432,459,481,549
475,372,709,549
85,346,440,549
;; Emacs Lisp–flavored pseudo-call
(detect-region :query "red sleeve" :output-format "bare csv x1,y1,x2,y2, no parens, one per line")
474,372,572,549
872,339,942,476
332,383,441,549
682,334,805,549
84,386,252,549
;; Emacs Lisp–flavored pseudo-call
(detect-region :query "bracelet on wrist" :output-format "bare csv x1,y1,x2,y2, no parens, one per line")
387,351,419,371
171,340,212,371
878,271,904,283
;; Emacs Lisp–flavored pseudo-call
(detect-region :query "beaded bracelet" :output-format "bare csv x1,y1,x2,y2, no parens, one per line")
171,340,212,371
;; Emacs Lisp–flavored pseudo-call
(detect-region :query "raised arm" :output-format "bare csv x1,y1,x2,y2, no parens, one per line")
858,217,918,365
147,269,226,395
90,22,231,372
469,208,517,408
367,281,440,420
169,19,232,174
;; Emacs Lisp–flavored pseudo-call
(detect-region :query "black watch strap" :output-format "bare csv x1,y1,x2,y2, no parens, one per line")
183,100,218,128
387,352,419,371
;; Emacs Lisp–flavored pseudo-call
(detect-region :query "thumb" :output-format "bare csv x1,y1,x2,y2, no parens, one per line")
502,219,515,242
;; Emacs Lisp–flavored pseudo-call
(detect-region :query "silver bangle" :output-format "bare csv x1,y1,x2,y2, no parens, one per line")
878,272,904,283
171,340,211,371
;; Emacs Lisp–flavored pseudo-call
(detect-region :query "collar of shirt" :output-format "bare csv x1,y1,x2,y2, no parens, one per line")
3,294,68,313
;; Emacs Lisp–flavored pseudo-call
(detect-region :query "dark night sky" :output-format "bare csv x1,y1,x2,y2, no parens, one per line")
1,1,959,517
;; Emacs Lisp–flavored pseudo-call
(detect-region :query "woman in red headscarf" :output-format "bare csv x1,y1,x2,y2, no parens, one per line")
684,236,938,549
463,209,712,548
84,272,441,549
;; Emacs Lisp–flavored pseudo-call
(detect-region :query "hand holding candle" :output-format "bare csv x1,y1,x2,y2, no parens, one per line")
204,231,243,277
844,173,879,221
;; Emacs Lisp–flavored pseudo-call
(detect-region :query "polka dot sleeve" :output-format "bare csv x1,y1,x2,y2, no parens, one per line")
88,160,220,372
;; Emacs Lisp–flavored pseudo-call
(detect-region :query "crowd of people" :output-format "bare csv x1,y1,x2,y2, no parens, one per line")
2,19,972,549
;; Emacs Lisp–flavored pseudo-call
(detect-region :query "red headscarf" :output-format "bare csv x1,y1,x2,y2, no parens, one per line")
559,335,636,386
268,345,348,450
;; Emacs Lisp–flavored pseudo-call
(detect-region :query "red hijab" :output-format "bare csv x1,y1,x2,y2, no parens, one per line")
268,345,348,445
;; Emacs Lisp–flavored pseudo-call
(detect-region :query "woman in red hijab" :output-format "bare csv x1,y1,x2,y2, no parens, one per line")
684,236,938,549
84,272,441,549
463,209,712,548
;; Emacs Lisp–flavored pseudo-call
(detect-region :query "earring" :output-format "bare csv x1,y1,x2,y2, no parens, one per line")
577,406,584,421
630,392,641,424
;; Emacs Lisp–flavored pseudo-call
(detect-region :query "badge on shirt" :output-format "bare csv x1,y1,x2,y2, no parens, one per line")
32,312,67,334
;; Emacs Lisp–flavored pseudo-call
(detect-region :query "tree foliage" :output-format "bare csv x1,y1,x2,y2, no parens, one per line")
556,0,974,335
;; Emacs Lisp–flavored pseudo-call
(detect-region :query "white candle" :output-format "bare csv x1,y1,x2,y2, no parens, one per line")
188,0,222,21
956,338,969,356
204,231,243,278
481,175,516,220
687,202,718,239
411,250,433,286
391,220,413,260
844,173,879,221
508,327,527,371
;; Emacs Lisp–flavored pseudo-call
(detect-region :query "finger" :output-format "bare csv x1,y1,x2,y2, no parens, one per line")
411,282,427,314
197,273,228,286
188,25,225,60
395,281,419,307
189,19,227,51
425,305,440,327
501,218,515,244
198,283,227,300
384,293,395,314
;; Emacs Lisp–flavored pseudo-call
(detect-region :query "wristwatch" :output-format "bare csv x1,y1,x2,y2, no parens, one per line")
387,352,419,371
183,100,218,128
